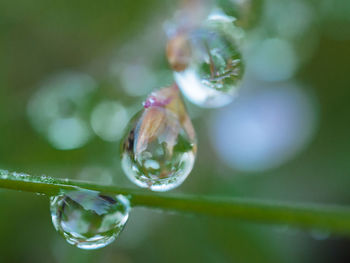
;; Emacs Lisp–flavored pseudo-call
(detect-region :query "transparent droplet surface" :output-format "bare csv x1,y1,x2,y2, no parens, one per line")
121,85,197,191
168,15,244,108
50,190,130,250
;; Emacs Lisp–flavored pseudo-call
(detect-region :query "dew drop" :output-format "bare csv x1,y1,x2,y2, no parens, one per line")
167,14,244,108
50,190,130,250
121,85,197,191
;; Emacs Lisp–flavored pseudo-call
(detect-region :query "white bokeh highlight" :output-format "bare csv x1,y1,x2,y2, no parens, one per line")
210,82,318,172
91,101,128,142
248,38,297,82
27,72,97,150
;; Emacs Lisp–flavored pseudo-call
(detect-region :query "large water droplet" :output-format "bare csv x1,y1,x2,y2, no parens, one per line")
50,190,130,250
167,14,244,108
121,85,197,191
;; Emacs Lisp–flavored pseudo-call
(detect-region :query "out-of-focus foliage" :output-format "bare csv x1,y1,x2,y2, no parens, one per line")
1,0,350,262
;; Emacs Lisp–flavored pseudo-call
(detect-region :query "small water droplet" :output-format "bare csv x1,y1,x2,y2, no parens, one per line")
167,15,244,108
50,190,130,250
121,85,197,191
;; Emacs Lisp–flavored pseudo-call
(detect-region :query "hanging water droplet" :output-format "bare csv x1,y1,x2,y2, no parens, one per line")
121,85,197,191
167,14,244,108
50,190,130,250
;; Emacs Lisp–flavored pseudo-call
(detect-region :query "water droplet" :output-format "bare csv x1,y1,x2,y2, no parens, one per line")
167,15,244,108
121,85,197,191
50,190,130,250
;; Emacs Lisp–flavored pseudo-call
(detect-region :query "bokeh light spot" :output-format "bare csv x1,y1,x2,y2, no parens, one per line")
210,81,318,172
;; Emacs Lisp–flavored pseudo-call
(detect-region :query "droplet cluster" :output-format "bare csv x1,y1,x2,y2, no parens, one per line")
32,1,248,251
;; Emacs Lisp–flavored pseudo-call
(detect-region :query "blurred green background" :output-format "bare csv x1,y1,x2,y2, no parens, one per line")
1,0,350,262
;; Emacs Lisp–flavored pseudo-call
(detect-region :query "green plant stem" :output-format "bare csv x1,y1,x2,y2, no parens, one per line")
1,169,350,236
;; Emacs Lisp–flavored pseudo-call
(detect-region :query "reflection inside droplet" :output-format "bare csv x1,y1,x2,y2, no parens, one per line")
168,14,245,108
50,190,130,250
121,85,197,191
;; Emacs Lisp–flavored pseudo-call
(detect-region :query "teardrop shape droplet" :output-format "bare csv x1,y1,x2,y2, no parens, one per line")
167,14,244,108
121,85,197,191
50,190,130,250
